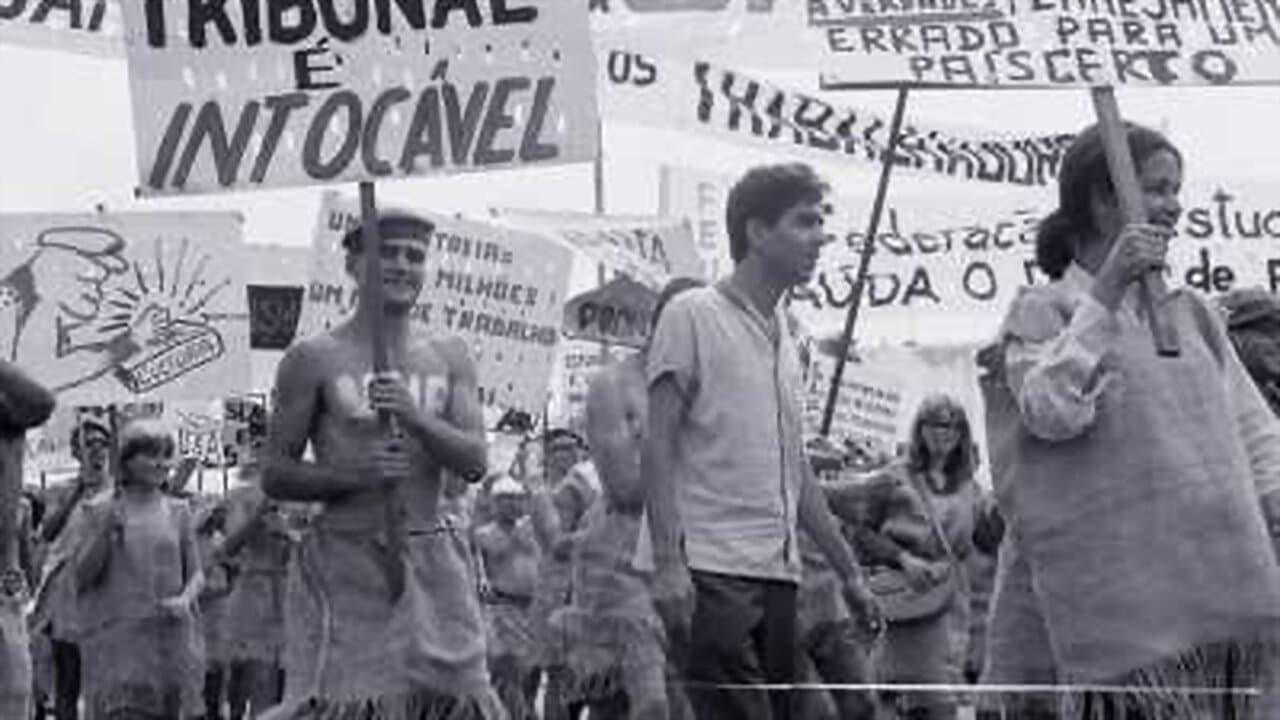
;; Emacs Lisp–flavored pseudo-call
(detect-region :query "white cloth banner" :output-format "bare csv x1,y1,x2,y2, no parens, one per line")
0,0,124,57
808,0,1280,87
662,164,1280,345
299,192,574,413
120,0,599,196
0,211,251,406
492,207,704,288
604,38,1077,187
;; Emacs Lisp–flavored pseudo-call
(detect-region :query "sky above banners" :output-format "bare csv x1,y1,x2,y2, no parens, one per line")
809,0,1280,87
0,211,251,405
120,0,599,196
300,191,573,413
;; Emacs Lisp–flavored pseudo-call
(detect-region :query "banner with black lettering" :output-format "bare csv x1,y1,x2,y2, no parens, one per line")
663,165,1280,345
300,191,574,413
808,0,1280,87
492,207,704,288
120,0,599,196
605,39,1077,188
0,0,124,57
562,275,658,347
805,344,993,489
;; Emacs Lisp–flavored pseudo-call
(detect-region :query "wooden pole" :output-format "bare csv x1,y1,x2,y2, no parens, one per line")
820,86,910,437
359,181,407,600
1089,87,1180,357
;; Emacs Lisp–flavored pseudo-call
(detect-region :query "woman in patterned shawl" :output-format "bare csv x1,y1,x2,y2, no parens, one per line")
984,122,1280,719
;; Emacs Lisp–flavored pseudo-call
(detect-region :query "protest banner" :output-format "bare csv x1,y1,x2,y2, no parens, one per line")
0,211,251,406
603,38,1077,187
563,274,658,347
300,191,573,413
804,352,906,453
0,0,124,57
493,207,703,288
808,0,1280,87
806,344,994,487
545,339,624,435
168,399,229,467
119,0,599,196
663,165,1280,344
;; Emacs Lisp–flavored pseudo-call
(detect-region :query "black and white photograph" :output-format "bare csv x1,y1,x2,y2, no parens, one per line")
2,0,1279,718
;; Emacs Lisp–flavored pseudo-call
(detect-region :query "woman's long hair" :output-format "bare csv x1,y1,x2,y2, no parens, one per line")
1035,123,1182,280
906,394,975,494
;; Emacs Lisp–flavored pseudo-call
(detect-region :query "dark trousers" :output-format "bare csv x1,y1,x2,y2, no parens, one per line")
51,639,80,720
685,571,798,720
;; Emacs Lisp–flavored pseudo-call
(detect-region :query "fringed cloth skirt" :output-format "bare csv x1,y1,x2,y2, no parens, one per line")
267,522,506,720
549,605,667,708
80,613,205,719
979,536,1280,719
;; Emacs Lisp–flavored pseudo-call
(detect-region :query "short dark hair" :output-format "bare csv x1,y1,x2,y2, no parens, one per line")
1036,123,1182,280
652,277,705,331
726,164,828,264
543,428,585,449
341,212,436,254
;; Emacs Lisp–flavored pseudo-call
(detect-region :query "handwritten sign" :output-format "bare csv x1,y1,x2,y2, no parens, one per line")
120,0,599,196
805,353,906,450
809,0,1280,87
545,339,623,435
0,212,250,405
663,165,1280,344
493,207,704,288
605,40,1077,188
0,0,124,57
299,191,573,412
563,275,658,347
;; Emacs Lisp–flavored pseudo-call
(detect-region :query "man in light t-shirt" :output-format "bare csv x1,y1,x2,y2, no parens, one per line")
643,163,879,720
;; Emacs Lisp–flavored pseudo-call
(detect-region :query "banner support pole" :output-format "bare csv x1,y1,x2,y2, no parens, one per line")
359,180,407,599
820,85,910,438
1089,86,1180,357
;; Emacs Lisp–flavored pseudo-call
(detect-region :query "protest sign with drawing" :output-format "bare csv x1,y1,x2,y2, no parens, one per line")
0,212,250,406
492,207,704,288
0,0,124,57
299,191,573,413
809,0,1280,87
605,38,1077,187
119,0,598,196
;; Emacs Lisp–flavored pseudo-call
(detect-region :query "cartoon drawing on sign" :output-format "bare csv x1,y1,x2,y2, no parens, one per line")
0,227,231,396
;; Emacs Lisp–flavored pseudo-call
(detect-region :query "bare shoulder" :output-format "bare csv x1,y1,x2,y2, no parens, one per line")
277,333,338,386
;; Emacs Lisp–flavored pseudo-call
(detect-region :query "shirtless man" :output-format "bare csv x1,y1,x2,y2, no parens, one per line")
262,212,502,719
475,475,541,719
